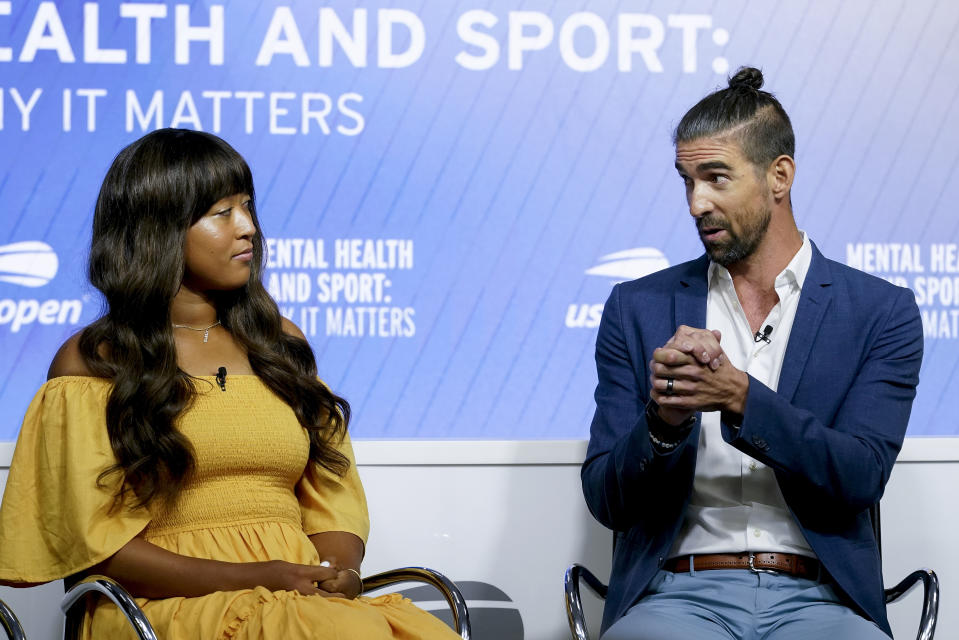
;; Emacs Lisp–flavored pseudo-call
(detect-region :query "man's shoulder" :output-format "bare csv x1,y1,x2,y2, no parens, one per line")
817,252,914,300
812,251,920,333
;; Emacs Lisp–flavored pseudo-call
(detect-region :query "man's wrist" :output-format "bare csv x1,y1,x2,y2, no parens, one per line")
645,399,696,451
723,369,750,415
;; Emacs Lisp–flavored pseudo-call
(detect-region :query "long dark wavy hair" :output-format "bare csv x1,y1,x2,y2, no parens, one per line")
79,128,350,508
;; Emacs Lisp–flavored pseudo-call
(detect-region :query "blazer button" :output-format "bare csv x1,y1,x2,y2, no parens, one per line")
751,436,768,450
638,459,648,471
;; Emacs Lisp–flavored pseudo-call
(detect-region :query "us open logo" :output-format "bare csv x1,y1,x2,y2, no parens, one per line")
566,247,670,329
0,241,58,287
0,241,84,332
584,247,670,282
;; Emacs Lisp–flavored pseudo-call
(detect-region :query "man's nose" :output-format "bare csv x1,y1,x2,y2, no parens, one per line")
688,185,711,218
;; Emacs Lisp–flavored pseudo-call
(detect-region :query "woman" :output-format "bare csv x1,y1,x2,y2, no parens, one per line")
0,129,460,639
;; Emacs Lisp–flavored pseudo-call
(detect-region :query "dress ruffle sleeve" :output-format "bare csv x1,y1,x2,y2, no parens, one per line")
0,377,150,584
295,432,370,544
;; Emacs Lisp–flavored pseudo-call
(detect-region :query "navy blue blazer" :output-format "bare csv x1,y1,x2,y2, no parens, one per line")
582,244,923,636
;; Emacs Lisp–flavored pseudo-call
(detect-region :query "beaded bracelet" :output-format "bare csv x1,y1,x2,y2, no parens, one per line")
648,429,683,450
645,399,695,451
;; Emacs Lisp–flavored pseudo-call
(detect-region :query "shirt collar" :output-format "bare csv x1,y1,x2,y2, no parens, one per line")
708,231,812,291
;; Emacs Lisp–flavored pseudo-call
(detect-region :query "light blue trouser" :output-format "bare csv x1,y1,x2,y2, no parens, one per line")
601,568,889,640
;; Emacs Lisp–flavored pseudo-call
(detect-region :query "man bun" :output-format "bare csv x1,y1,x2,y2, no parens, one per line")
674,64,793,168
728,67,764,91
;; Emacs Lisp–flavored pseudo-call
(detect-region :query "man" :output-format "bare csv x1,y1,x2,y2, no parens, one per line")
582,67,923,639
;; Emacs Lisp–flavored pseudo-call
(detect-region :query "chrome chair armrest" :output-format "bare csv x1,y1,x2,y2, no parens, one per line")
361,567,471,640
565,563,608,640
60,575,158,640
884,569,939,640
0,599,27,640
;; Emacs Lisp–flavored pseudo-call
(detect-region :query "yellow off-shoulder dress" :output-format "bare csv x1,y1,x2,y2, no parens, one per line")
0,376,459,640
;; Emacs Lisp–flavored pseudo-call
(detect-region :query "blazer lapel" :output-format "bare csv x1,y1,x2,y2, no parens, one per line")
674,255,709,330
778,244,834,401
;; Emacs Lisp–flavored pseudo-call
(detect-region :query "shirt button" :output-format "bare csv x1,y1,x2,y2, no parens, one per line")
749,462,758,471
753,529,762,538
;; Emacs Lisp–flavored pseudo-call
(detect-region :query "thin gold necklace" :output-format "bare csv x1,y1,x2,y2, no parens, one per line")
172,320,220,343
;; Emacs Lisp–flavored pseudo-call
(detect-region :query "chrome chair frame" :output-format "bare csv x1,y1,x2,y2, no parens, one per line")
61,575,158,640
564,564,606,640
361,567,471,639
62,567,471,640
565,505,939,640
884,569,939,640
0,598,27,640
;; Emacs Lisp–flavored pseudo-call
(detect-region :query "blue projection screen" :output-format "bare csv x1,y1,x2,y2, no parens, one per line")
0,0,957,440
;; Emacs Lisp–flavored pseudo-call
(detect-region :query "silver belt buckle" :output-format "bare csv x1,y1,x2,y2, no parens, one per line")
747,553,777,575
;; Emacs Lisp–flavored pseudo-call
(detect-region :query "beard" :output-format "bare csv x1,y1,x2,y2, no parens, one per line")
697,205,772,267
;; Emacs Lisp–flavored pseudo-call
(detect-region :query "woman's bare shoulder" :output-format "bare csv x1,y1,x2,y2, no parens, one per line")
47,331,100,380
280,316,308,341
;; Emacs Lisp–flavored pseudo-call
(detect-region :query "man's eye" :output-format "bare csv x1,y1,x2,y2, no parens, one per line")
711,174,729,184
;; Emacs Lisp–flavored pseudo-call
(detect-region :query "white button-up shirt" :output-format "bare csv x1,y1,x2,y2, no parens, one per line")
670,232,815,559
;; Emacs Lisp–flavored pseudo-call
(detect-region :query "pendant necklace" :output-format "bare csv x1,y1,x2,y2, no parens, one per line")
172,320,221,343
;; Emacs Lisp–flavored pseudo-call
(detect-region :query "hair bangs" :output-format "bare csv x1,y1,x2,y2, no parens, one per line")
182,133,255,225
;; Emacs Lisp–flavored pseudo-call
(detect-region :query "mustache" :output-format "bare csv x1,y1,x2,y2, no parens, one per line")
696,216,730,232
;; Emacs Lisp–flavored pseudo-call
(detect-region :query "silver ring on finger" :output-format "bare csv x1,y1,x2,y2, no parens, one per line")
665,378,674,395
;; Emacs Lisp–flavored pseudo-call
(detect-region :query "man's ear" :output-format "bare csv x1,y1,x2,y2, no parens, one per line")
768,155,795,201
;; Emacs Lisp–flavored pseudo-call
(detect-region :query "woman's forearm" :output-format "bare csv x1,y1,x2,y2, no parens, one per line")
84,537,338,599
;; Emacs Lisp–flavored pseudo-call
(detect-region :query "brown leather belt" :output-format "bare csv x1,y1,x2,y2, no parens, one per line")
664,553,822,580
